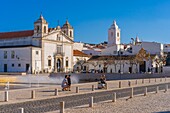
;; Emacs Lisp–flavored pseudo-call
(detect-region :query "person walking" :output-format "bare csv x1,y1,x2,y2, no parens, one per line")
67,75,71,91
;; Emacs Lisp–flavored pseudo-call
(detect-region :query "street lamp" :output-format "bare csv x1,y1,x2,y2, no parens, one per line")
118,44,123,79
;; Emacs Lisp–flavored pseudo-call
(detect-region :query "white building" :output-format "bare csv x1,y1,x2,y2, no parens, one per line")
85,21,166,73
73,50,90,72
0,15,74,73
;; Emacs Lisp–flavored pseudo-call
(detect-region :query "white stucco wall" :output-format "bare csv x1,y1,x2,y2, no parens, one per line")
0,37,32,47
43,42,56,71
0,47,32,72
73,42,83,51
32,47,42,74
132,42,163,55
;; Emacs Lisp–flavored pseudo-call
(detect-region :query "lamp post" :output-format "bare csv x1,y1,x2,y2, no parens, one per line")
118,44,122,79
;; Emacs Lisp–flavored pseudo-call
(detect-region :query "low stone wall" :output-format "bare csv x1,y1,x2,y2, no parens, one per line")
50,73,170,82
163,66,170,74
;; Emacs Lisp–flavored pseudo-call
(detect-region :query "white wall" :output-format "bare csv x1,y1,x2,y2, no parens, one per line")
73,42,83,51
43,42,56,71
0,37,32,47
0,47,32,72
32,48,42,73
132,42,163,55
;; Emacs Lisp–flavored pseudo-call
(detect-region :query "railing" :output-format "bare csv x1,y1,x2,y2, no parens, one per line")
0,77,169,113
54,51,65,56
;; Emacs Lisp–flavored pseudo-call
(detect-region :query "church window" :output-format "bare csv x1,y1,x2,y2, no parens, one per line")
57,45,62,53
12,64,14,67
11,51,15,59
48,60,51,66
36,51,39,55
66,60,69,67
57,35,60,41
37,26,40,33
44,26,46,33
63,30,66,34
4,51,7,59
70,31,72,37
111,32,113,37
117,32,119,37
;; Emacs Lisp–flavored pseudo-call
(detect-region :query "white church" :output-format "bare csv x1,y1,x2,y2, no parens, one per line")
0,15,74,73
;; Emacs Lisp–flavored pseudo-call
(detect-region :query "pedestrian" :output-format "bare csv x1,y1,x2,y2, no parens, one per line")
61,75,69,91
67,75,71,91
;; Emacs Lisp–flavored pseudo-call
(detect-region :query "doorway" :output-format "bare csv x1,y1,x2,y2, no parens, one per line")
57,59,61,72
26,64,30,72
4,64,7,72
129,67,132,73
139,61,146,73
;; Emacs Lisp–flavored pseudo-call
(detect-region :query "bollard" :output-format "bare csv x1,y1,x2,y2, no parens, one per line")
106,83,108,90
128,81,131,87
76,87,79,93
89,96,93,107
144,87,147,96
165,84,168,93
60,101,65,113
5,91,8,102
160,78,162,82
18,108,24,113
112,92,116,102
142,79,144,84
136,80,138,85
156,86,159,93
149,78,151,83
130,88,133,98
31,90,35,99
92,85,95,91
55,88,58,96
119,81,122,88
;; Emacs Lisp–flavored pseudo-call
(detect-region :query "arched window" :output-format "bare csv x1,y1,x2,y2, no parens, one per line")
111,32,113,37
57,34,60,41
70,31,72,37
37,26,39,33
44,26,46,33
117,32,119,37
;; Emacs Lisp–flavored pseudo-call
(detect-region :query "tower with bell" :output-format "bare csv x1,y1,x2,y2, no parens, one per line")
33,14,48,38
108,20,121,47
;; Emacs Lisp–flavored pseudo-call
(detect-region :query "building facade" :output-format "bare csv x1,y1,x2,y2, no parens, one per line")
0,15,74,73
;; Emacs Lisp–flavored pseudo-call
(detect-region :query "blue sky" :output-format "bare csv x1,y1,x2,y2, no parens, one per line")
0,0,170,44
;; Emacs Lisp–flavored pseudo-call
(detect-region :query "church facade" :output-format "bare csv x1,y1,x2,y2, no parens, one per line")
0,15,74,73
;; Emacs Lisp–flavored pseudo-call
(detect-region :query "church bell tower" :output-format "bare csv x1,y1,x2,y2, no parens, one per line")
61,20,74,40
33,14,48,38
108,21,121,47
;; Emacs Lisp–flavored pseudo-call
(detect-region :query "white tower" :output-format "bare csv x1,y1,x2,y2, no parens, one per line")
108,21,120,47
61,20,74,40
33,14,48,38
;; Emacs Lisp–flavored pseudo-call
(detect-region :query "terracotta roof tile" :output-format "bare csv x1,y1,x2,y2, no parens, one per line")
73,50,90,57
0,30,34,39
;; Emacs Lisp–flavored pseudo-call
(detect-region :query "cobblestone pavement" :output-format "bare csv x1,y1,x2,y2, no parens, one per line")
63,89,170,113
0,82,169,113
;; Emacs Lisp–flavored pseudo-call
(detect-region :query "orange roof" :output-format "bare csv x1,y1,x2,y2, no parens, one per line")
73,50,89,57
0,30,34,39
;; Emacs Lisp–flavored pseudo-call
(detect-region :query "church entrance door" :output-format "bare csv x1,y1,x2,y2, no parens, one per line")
57,59,61,72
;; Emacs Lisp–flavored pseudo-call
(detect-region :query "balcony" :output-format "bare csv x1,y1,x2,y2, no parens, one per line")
54,51,65,57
